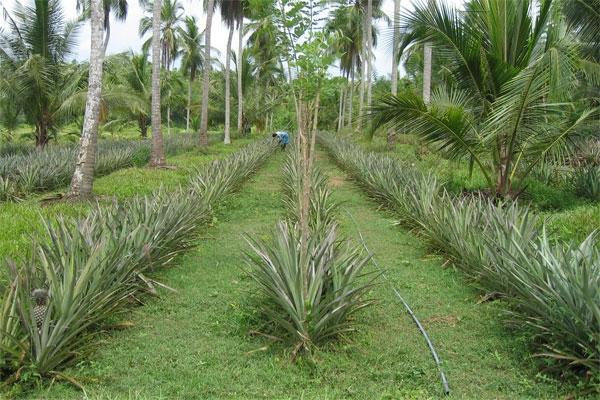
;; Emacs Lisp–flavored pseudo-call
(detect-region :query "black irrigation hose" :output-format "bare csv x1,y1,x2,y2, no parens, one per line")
343,208,451,396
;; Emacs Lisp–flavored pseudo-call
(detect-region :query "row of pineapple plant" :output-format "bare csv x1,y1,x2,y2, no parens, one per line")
320,134,600,382
244,151,377,356
0,140,274,385
0,134,200,201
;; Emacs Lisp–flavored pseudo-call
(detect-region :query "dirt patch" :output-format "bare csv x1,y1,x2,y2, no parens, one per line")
422,314,460,327
329,175,346,188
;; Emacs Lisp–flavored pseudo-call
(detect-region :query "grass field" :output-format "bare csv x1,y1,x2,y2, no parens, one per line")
18,148,573,399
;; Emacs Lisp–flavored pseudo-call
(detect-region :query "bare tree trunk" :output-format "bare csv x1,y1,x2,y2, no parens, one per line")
337,86,344,133
102,7,110,55
366,0,373,109
186,77,192,132
35,121,49,151
347,71,354,128
423,43,432,104
150,0,165,166
358,18,366,130
167,104,171,136
298,100,310,259
237,16,244,134
139,114,148,137
199,0,215,147
224,25,234,144
68,0,105,198
388,0,401,147
307,90,320,174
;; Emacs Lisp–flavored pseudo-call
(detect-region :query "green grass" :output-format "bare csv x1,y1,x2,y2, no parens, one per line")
23,149,568,399
0,138,256,286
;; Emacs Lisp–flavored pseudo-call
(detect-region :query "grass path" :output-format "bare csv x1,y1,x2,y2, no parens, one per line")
35,150,563,399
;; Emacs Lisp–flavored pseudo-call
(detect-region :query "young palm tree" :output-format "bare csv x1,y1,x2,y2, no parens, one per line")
219,0,244,145
199,0,216,147
104,50,152,137
0,0,81,150
370,0,598,197
563,0,600,61
150,0,165,165
178,16,204,133
68,0,106,199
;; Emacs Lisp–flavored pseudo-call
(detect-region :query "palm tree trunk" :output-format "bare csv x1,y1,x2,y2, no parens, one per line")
199,0,215,147
224,24,234,145
167,104,171,136
423,43,432,104
139,114,148,137
337,86,344,133
388,0,401,147
348,71,354,128
150,0,165,166
186,77,192,132
68,0,105,198
237,16,244,134
102,7,110,55
358,19,366,130
366,0,373,109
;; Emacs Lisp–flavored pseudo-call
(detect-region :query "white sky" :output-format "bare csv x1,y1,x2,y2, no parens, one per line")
0,0,463,79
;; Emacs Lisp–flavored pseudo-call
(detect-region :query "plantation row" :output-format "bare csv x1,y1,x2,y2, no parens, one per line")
0,134,203,201
246,151,373,352
319,134,600,379
0,141,274,382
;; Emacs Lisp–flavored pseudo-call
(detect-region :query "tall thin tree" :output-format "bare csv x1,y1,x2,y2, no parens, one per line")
365,0,373,108
150,0,166,165
219,0,243,144
178,16,203,133
422,43,432,104
68,0,105,198
388,0,400,146
199,0,215,146
237,11,244,134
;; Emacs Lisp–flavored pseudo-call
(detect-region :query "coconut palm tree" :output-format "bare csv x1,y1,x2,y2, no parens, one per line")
388,0,400,146
218,0,244,144
102,50,152,137
326,4,363,130
178,16,203,133
0,0,81,150
140,0,184,137
77,0,128,54
237,3,247,134
563,0,600,61
422,43,432,104
149,0,165,165
370,0,598,197
139,0,184,70
365,0,373,109
199,0,216,147
327,0,388,130
68,0,106,199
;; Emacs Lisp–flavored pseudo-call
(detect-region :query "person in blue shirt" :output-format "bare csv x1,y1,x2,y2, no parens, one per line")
272,131,290,150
